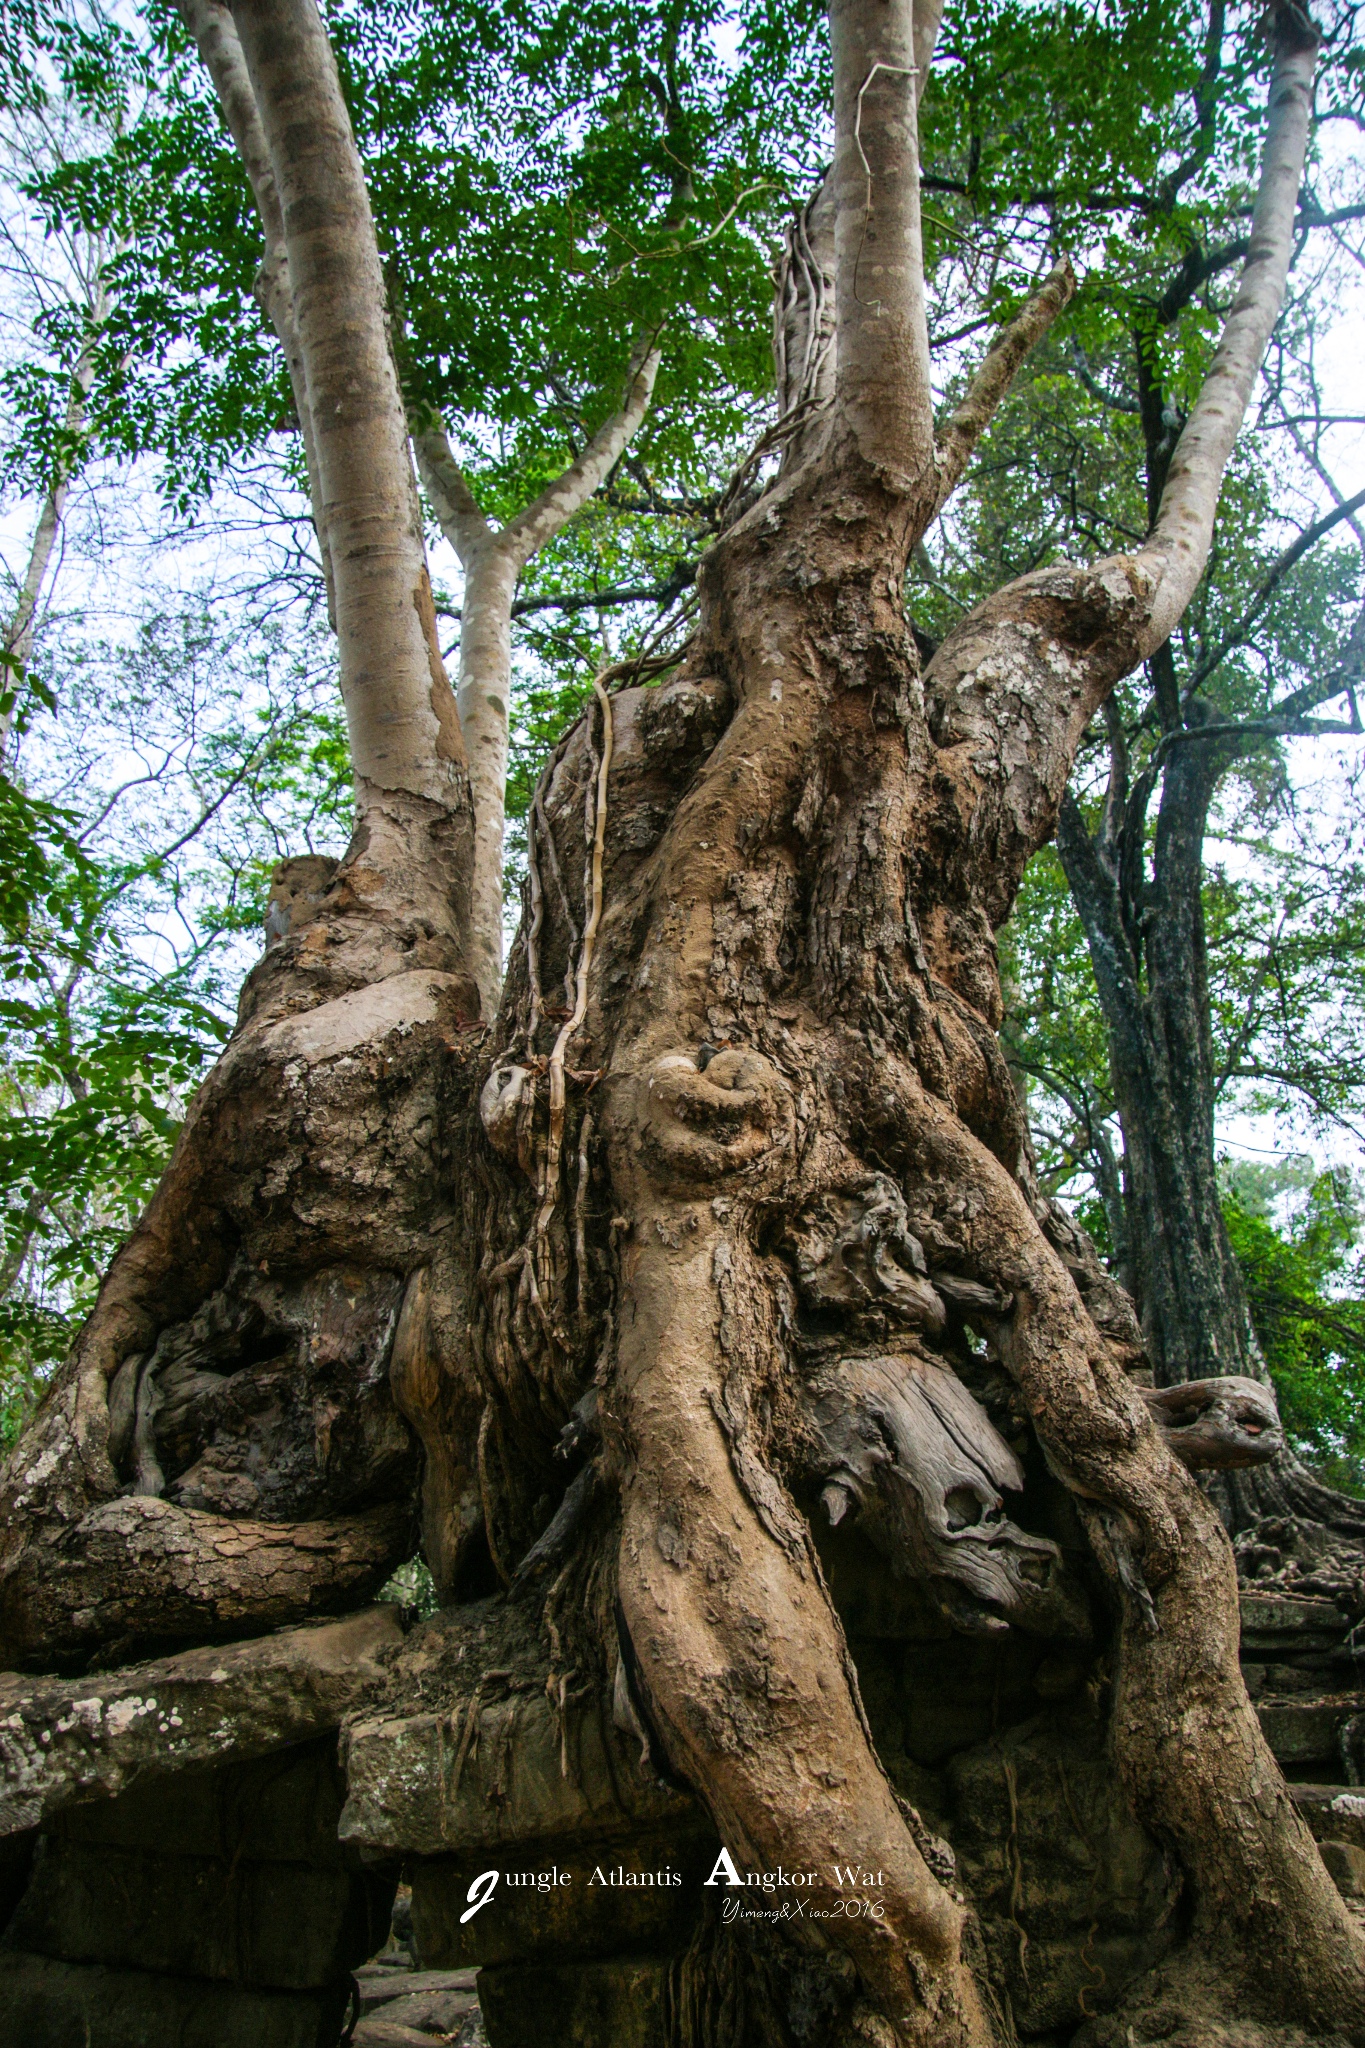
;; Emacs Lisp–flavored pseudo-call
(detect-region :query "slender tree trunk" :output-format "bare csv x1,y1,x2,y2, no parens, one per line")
1060,728,1365,1540
450,543,518,1003
176,0,337,624
414,335,661,1015
1,289,105,760
1056,739,1257,1391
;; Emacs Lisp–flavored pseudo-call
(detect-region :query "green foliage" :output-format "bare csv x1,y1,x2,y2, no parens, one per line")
1222,1160,1365,1484
0,605,354,1448
379,1555,440,1619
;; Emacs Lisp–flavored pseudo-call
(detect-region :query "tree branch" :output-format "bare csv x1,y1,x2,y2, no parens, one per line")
505,332,663,566
1185,484,1365,693
1137,8,1320,653
436,563,697,627
933,259,1076,511
412,416,492,566
1068,337,1141,416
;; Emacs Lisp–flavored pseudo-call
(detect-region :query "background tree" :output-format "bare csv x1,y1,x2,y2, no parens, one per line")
1003,825,1365,1482
895,0,1365,1531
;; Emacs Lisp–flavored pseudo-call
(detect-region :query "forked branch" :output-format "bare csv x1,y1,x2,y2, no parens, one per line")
414,334,662,1011
413,421,492,564
505,334,662,565
415,332,662,576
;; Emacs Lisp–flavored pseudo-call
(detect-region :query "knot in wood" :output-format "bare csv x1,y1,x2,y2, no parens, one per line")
634,1048,795,1188
1140,1374,1284,1471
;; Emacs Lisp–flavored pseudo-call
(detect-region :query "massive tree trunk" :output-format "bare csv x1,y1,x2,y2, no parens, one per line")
2,2,1362,2042
0,0,479,1659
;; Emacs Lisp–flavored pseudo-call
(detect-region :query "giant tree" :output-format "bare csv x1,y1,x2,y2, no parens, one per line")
2,0,1362,2042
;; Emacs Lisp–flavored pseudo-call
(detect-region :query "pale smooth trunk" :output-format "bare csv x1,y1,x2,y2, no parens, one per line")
229,0,465,814
457,544,519,1009
2,305,103,758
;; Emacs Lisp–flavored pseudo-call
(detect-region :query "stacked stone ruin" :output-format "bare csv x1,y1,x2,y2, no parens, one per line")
4,1534,1365,2048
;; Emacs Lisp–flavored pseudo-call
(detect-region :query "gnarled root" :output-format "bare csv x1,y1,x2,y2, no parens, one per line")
878,1063,1365,2035
0,1496,411,1669
614,1224,990,2048
607,1053,991,2048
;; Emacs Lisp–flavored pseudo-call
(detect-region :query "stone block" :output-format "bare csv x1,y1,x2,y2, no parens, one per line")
0,1606,402,1839
356,1963,479,2009
1238,1592,1349,1656
51,1737,346,1866
477,1954,668,2048
0,1825,34,1934
340,1687,695,1858
1291,1784,1365,1850
1319,1838,1365,1898
1256,1693,1365,1766
369,1984,479,2032
410,1828,715,1968
352,2021,444,2048
946,1706,1180,2033
3,1834,392,1989
0,1949,348,2048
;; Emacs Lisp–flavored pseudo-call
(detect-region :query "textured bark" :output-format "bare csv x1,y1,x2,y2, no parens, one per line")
2,5,1359,2043
436,12,1356,2040
0,0,480,1665
0,960,480,1663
